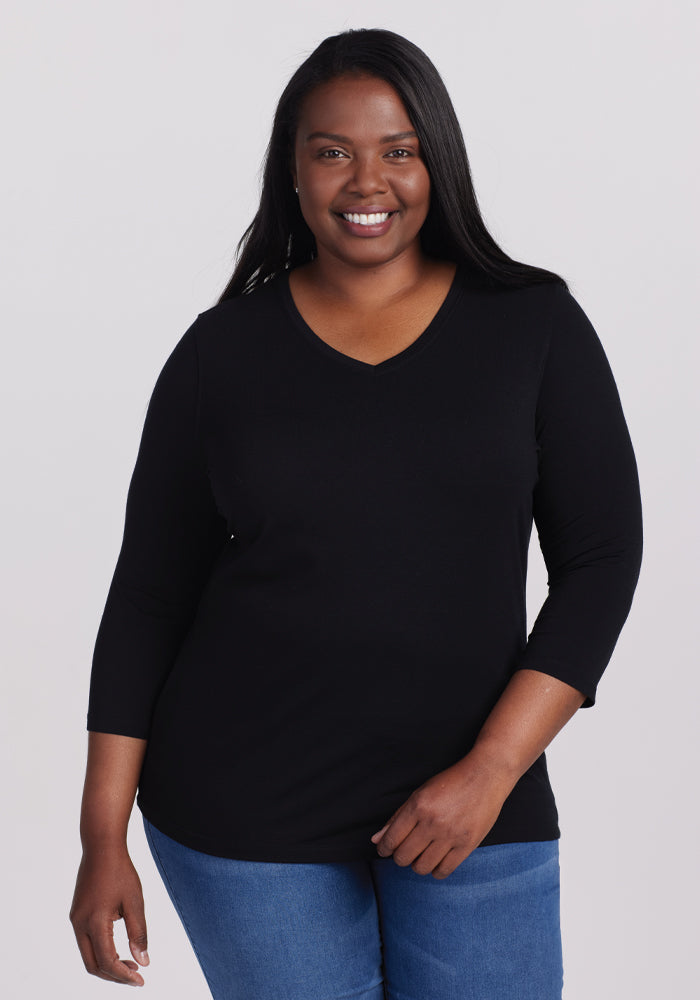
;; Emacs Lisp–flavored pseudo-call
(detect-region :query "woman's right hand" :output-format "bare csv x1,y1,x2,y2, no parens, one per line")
72,733,150,984
70,846,150,987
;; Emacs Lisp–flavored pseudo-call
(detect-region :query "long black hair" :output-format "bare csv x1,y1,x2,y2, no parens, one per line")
216,28,568,301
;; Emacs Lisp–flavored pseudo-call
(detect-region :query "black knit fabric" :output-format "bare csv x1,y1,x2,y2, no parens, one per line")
87,263,642,861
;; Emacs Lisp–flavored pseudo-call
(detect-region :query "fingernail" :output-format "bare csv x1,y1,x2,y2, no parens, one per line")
137,950,149,965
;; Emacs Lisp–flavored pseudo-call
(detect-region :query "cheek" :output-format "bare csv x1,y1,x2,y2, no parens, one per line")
400,169,431,209
299,170,337,211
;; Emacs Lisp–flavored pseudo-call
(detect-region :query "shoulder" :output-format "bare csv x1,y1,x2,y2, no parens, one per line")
192,276,284,348
180,275,293,387
481,279,602,360
453,272,581,356
477,276,573,316
453,265,573,323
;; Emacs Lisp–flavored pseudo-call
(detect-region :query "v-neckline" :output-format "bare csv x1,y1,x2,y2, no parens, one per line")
279,263,465,376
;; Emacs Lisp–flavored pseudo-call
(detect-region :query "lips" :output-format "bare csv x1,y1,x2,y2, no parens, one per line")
344,211,392,225
334,208,398,231
336,206,398,215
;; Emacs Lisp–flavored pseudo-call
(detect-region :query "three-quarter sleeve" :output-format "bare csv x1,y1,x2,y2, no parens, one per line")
87,320,230,738
516,287,643,705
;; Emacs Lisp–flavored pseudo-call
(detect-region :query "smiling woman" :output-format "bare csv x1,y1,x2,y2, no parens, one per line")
71,26,642,1000
293,75,431,262
288,72,453,364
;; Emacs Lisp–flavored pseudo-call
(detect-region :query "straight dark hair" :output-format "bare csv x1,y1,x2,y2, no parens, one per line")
216,28,568,301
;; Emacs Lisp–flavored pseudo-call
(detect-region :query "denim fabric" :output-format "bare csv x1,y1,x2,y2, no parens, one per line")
143,816,562,1000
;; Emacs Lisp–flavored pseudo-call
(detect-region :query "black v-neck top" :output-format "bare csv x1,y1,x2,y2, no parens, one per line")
279,266,464,374
87,263,642,861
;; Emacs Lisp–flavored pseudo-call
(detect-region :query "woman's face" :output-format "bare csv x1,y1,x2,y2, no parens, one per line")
292,73,431,270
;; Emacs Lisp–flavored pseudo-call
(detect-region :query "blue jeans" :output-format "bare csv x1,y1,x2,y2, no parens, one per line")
143,816,563,1000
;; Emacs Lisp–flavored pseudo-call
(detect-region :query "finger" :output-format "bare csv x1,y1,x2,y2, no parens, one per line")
90,922,145,986
431,846,470,880
410,841,449,877
75,931,126,984
390,826,433,868
371,804,404,843
374,814,419,858
124,904,149,967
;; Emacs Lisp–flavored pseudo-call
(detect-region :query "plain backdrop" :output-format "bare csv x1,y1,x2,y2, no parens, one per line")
2,1,698,997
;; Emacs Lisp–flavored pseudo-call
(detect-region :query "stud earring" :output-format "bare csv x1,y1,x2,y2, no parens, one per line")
295,187,299,194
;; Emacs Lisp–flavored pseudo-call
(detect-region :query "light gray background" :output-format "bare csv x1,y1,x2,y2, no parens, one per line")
2,1,698,996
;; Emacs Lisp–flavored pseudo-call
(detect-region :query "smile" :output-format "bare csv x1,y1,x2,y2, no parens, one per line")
340,211,394,225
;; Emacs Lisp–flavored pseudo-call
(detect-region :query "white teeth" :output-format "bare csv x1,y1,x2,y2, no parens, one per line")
342,212,391,225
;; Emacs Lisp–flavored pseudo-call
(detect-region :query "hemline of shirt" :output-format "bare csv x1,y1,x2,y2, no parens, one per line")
136,795,560,863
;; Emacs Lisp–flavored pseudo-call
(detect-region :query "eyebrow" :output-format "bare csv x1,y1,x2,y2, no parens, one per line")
304,130,418,144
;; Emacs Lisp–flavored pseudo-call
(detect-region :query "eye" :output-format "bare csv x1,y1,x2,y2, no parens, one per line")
386,148,414,159
318,148,347,159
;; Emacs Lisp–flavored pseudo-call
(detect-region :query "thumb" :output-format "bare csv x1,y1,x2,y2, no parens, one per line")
124,899,149,967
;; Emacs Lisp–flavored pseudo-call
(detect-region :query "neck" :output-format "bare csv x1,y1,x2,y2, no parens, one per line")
300,247,437,308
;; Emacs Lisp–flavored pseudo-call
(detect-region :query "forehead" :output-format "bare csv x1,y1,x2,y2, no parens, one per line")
295,74,414,142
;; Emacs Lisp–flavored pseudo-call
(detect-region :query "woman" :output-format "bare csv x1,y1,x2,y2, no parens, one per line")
70,27,643,1000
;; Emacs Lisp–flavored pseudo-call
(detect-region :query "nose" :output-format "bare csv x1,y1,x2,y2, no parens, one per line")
347,154,388,196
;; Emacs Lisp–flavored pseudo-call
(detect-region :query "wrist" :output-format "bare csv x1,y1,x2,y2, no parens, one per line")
455,738,524,793
80,842,131,865
80,823,130,855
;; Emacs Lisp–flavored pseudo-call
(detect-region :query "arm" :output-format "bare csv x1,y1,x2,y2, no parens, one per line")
70,733,149,986
87,320,230,739
73,320,230,980
373,287,642,878
371,669,585,878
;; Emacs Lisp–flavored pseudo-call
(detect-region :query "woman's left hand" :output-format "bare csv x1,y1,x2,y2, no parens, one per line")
370,752,516,879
